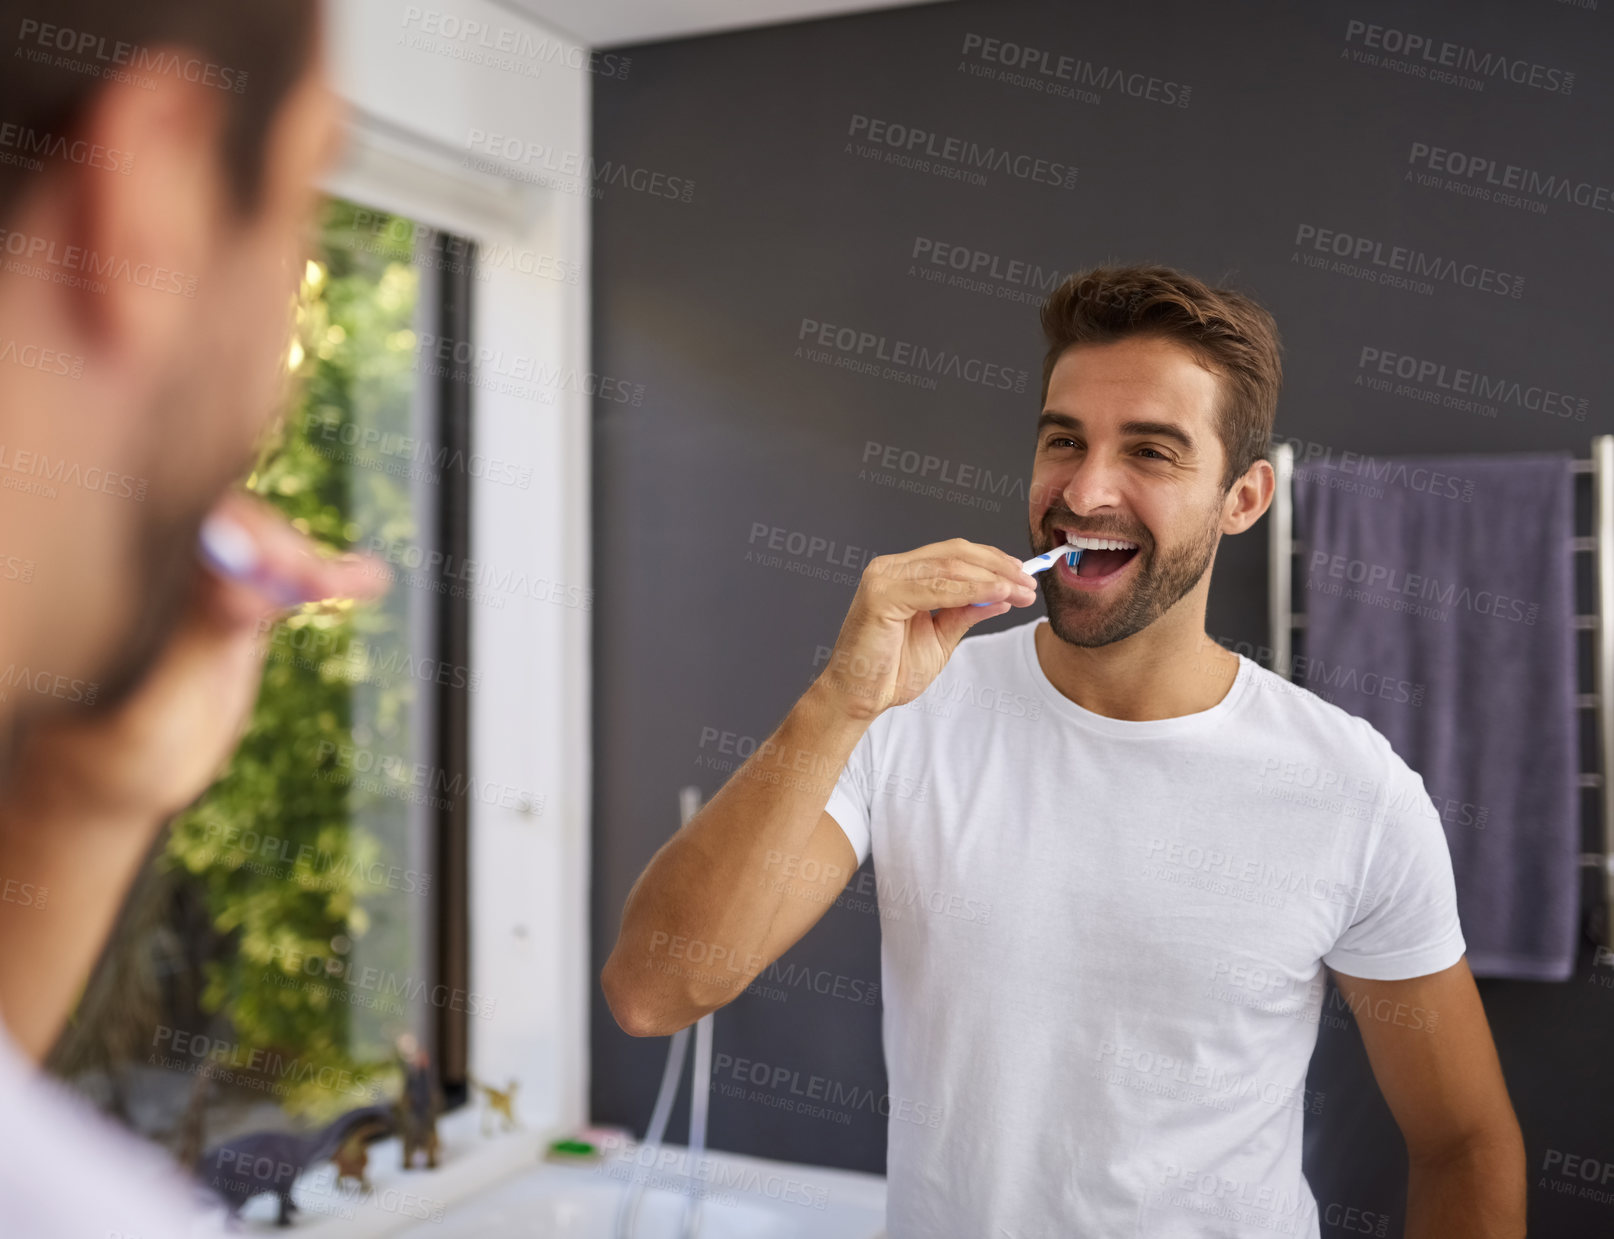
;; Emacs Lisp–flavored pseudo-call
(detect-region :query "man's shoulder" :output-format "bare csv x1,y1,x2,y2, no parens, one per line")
1238,656,1402,773
0,1025,229,1236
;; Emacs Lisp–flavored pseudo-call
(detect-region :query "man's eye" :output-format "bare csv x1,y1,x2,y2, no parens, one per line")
1138,448,1168,460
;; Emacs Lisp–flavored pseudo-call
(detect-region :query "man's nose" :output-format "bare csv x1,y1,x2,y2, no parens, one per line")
1059,449,1127,511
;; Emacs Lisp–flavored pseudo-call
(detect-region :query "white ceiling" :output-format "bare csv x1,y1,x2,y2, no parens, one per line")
492,0,954,49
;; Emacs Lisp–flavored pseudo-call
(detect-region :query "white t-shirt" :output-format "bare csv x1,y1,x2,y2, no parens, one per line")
0,1000,230,1238
823,617,1465,1239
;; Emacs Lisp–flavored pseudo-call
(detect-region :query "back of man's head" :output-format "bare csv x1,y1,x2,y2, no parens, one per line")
0,0,334,717
0,1,321,227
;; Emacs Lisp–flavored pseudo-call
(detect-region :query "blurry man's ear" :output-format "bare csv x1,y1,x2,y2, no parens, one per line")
57,58,227,366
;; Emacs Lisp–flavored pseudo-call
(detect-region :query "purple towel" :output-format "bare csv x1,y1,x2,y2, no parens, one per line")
1292,451,1579,981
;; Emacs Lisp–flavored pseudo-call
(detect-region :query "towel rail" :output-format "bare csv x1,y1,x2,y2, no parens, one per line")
1266,436,1614,951
1267,442,1295,680
1593,436,1614,943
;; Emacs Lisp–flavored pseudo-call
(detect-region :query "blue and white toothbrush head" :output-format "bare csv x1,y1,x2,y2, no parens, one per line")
970,543,1083,606
1021,545,1083,576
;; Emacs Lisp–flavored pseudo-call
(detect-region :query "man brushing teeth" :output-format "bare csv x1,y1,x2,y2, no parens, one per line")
604,265,1525,1239
1053,530,1140,587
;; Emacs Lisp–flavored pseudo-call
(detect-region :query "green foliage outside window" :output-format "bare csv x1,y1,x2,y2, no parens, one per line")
156,197,428,1123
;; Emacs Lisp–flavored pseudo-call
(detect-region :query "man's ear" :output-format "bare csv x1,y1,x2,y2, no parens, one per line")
56,57,226,365
1222,458,1276,535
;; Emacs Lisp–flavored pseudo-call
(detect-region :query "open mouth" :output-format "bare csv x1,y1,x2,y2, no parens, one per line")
1058,533,1141,586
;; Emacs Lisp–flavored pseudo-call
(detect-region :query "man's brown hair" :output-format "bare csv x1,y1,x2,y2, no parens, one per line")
1039,263,1283,494
0,0,321,227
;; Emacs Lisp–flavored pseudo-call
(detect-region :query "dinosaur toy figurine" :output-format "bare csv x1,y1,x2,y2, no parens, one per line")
393,1033,445,1170
197,1103,397,1227
468,1074,521,1135
332,1113,394,1193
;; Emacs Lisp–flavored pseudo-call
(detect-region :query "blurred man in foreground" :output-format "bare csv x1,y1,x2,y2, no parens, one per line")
0,2,389,1233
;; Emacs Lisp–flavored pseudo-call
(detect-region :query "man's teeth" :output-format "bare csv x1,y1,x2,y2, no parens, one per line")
1063,535,1138,551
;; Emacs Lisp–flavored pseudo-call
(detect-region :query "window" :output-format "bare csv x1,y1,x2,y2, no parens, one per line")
45,197,474,1159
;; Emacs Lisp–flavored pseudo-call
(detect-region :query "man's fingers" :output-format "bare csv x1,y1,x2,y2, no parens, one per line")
198,489,392,622
887,539,1037,603
926,537,1037,588
874,554,1035,613
933,599,1010,649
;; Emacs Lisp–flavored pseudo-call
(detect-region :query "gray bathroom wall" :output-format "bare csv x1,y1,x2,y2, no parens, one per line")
589,1,1614,1232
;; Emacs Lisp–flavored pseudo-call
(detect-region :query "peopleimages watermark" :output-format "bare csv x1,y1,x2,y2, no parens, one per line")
1290,222,1524,299
595,1133,829,1212
1306,550,1540,626
412,331,645,409
149,1026,380,1102
1256,755,1483,831
908,235,1067,306
336,210,487,284
765,844,994,926
0,446,133,504
1142,833,1374,909
648,925,867,1008
463,129,694,203
312,737,545,817
1206,632,1427,711
1095,1039,1325,1116
0,662,98,707
0,335,86,380
13,18,251,93
744,959,880,1008
1288,437,1476,502
958,32,1192,108
1321,1199,1391,1237
1,876,47,908
0,225,198,297
198,813,432,896
744,520,877,587
0,121,132,175
361,533,594,614
796,317,1030,393
0,553,38,585
262,943,499,1019
1540,1147,1614,1205
1144,1163,1306,1233
303,409,535,491
399,7,630,80
1341,19,1575,96
693,724,926,807
858,438,1027,513
1201,960,1352,1034
256,621,482,693
1350,346,1586,422
1405,140,1614,218
711,1052,943,1128
846,113,1078,191
258,1167,447,1226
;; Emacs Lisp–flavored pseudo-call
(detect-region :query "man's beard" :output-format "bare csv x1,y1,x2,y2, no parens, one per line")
89,503,215,713
1032,504,1220,648
0,500,209,794
87,374,269,715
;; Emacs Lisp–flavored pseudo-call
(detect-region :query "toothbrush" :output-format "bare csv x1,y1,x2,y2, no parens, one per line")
970,545,1083,606
197,510,317,607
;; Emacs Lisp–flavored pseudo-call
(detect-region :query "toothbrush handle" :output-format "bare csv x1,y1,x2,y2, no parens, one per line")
969,549,1078,606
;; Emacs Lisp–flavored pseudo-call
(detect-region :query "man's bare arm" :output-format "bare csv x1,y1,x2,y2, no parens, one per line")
1329,958,1526,1239
600,690,864,1037
600,539,1040,1037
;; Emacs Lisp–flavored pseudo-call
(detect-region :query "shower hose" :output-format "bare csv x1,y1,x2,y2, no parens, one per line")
614,786,713,1239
